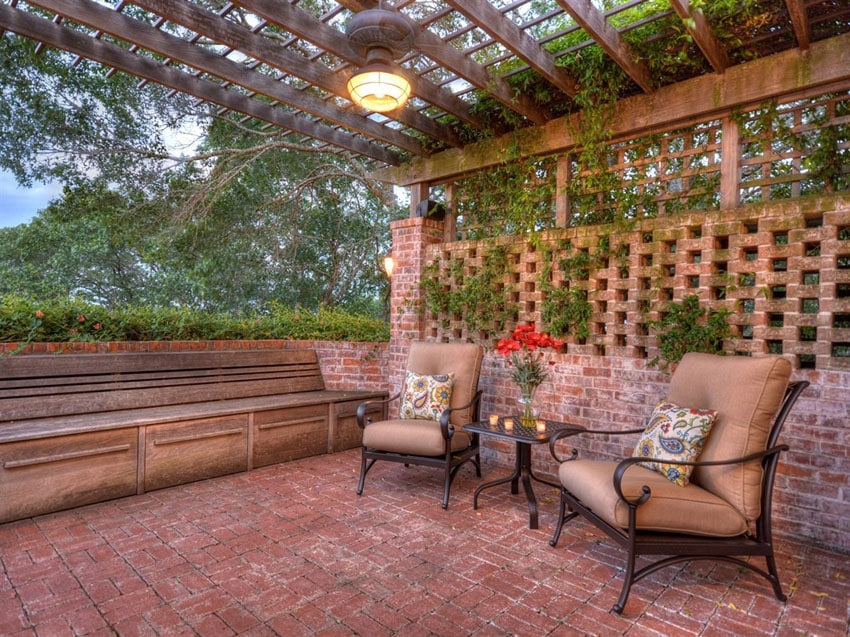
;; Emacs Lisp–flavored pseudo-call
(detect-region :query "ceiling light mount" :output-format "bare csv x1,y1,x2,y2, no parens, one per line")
345,5,414,60
346,4,414,113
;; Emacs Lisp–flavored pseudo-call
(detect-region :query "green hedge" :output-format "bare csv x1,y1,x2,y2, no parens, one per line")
0,296,390,344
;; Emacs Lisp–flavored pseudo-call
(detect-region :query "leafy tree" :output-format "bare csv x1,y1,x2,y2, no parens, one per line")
0,35,399,315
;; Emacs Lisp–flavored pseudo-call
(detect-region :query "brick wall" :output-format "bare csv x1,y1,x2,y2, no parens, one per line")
386,217,445,415
0,339,390,393
389,199,850,554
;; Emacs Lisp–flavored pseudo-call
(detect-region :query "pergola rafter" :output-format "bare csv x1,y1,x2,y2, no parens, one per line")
0,0,848,175
0,1,400,164
667,0,730,73
555,0,653,92
443,0,578,97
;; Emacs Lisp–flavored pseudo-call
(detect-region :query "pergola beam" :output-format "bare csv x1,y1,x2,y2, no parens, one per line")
135,0,462,150
443,0,578,97
668,0,731,73
0,3,400,165
556,0,653,93
376,31,850,184
233,0,481,132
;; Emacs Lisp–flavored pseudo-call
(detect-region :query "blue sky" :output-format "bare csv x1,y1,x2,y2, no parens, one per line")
0,168,62,228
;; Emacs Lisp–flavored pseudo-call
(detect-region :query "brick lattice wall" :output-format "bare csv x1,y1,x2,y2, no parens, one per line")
392,197,850,554
423,196,850,371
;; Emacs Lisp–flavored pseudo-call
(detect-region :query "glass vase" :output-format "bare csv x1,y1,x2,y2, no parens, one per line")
518,386,538,427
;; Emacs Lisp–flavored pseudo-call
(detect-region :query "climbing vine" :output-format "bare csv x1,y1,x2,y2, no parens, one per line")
646,294,733,370
420,245,517,340
538,235,629,342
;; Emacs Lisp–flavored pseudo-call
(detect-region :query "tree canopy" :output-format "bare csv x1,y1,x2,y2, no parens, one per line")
0,36,399,315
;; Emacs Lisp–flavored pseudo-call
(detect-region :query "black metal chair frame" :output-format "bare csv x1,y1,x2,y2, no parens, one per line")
548,380,809,614
355,389,483,509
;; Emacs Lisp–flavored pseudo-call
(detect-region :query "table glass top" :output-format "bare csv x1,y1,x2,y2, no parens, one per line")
465,416,582,443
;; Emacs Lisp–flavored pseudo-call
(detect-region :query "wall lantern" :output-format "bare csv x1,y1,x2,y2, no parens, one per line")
382,252,395,278
345,3,413,113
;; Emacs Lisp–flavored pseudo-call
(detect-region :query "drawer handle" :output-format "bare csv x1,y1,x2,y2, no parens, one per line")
153,428,244,446
4,444,132,469
257,416,326,431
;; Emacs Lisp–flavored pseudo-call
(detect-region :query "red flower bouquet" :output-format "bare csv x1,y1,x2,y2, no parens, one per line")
496,325,563,424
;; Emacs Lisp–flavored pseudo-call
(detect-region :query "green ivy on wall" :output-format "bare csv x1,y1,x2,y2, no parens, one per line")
420,245,517,340
646,294,733,370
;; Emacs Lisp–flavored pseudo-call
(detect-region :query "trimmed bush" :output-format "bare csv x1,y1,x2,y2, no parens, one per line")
0,295,389,345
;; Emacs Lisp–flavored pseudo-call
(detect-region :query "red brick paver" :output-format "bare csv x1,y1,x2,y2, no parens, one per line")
1,450,847,636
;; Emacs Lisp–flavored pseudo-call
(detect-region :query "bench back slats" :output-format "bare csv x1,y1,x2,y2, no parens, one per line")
0,350,326,421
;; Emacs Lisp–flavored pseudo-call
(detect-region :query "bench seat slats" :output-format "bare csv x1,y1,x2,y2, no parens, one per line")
0,351,329,421
0,388,380,443
0,361,323,392
0,349,319,376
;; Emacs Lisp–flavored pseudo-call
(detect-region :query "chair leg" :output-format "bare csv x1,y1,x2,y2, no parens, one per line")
764,553,787,602
356,452,376,496
612,542,638,614
474,451,482,477
442,461,453,509
549,490,579,548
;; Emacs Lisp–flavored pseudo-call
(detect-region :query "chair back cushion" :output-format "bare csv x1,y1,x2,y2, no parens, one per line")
666,353,791,521
406,342,483,427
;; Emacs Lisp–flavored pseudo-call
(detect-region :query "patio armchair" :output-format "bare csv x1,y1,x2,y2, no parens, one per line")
548,352,808,614
355,341,484,509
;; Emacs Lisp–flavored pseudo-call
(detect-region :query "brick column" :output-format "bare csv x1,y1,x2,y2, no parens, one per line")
387,217,444,413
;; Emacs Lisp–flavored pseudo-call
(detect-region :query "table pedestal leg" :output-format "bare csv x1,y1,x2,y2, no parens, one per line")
473,441,540,529
516,442,538,529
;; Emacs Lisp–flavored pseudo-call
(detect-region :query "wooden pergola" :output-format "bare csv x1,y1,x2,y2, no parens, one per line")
2,0,849,208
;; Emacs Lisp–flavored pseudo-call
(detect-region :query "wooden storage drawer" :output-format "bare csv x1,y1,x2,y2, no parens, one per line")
0,429,138,523
332,399,385,452
253,404,328,467
144,415,249,492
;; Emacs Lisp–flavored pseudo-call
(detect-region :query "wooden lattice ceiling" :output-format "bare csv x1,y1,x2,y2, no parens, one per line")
2,0,850,178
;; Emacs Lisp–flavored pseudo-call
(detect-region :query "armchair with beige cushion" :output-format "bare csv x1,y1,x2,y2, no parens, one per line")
548,353,808,613
355,341,484,509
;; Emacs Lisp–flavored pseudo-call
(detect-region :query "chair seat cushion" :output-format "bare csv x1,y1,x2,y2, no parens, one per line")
559,460,748,537
362,419,472,456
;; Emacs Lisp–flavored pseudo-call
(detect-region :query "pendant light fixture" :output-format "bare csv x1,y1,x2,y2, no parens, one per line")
345,2,413,113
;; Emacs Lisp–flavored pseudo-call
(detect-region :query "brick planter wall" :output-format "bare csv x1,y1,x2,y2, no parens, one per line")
0,339,390,393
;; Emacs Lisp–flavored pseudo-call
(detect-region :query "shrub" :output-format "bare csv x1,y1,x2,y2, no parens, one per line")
0,295,389,347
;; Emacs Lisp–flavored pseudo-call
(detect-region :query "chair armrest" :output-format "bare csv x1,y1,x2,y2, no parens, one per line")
356,392,401,429
611,444,790,506
549,426,644,463
439,389,483,439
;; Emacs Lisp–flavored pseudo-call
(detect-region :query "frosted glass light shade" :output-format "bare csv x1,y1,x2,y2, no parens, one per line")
347,66,411,113
382,253,394,277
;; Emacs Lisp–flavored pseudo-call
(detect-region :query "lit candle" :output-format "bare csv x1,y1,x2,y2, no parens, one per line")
536,419,546,433
489,414,499,426
504,418,513,430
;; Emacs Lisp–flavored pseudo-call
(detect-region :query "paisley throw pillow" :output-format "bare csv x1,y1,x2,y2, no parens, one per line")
399,371,454,421
633,401,718,486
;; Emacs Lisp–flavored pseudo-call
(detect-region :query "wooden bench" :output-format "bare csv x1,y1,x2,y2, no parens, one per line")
0,349,387,523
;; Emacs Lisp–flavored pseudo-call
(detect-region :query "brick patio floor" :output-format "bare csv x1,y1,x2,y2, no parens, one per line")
1,449,848,636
